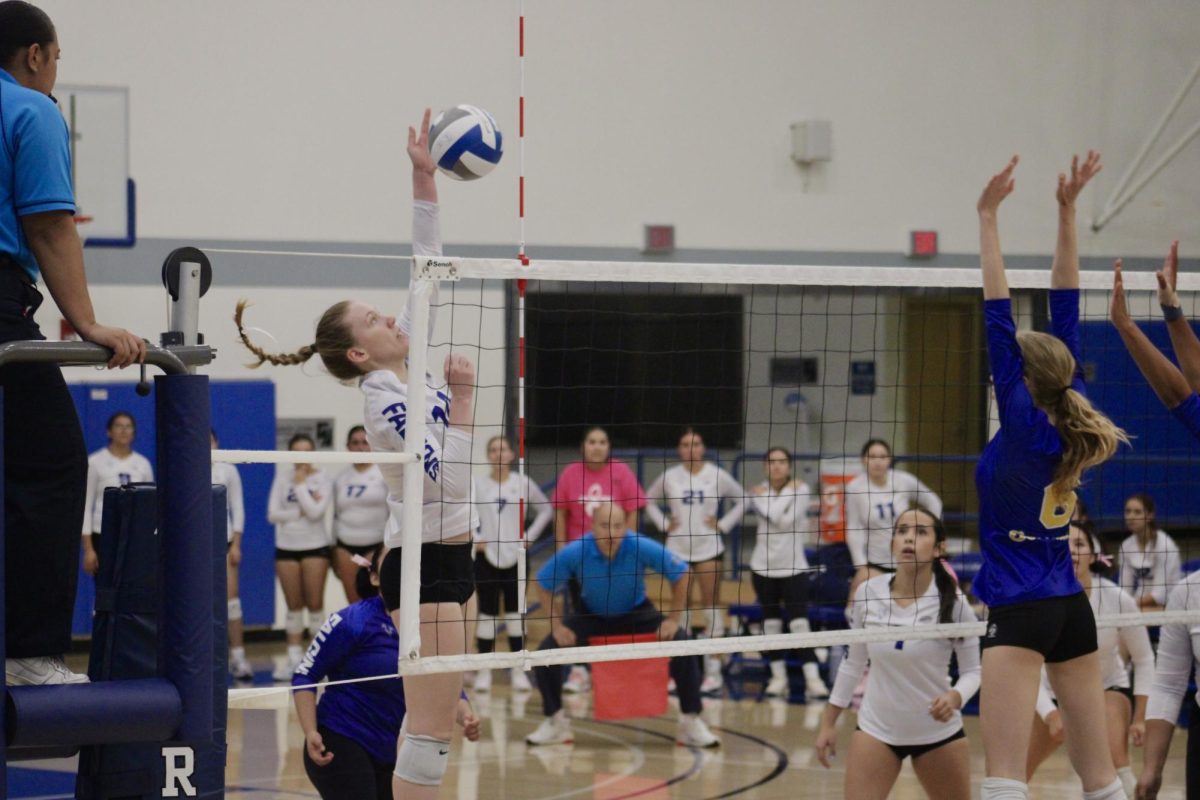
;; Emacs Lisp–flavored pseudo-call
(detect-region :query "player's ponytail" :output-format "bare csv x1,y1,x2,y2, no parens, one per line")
921,510,958,624
1017,331,1129,500
353,544,385,600
235,299,362,382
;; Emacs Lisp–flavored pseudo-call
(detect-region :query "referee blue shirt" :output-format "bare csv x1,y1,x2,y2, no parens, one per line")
537,531,688,617
0,67,75,280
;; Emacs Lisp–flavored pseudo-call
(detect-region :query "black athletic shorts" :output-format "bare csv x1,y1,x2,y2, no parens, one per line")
335,541,381,558
857,727,965,761
275,546,331,562
380,542,474,611
981,591,1097,663
474,552,519,616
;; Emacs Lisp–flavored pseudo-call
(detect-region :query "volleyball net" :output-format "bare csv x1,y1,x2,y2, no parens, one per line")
218,252,1200,702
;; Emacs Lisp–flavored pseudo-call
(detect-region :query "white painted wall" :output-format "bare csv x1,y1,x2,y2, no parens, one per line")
37,0,1200,257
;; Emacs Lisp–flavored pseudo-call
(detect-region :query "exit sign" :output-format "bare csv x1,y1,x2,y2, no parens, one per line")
643,224,675,254
909,230,938,258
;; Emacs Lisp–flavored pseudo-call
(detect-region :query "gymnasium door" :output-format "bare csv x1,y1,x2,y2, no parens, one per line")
901,296,986,536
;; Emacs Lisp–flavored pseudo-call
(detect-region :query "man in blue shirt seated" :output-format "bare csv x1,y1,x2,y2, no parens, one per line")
525,502,719,748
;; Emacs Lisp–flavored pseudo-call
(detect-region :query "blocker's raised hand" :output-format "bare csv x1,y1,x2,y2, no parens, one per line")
978,155,1019,216
1056,150,1101,207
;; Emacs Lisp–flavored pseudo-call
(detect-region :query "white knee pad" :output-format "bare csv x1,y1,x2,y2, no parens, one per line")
394,733,450,786
285,610,305,637
227,598,242,622
788,618,811,635
708,610,726,638
503,612,524,638
763,618,784,637
307,609,325,636
476,612,497,640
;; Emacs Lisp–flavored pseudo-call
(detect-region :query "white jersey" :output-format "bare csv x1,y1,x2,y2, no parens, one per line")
645,463,745,563
211,462,245,543
362,198,472,547
830,574,982,746
83,448,154,534
1147,572,1200,723
748,480,812,578
1035,578,1156,719
267,469,332,551
472,471,553,569
333,466,389,547
844,469,943,569
1119,530,1182,607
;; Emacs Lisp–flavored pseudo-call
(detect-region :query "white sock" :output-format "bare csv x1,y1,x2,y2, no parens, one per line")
231,646,246,662
769,660,787,680
1117,767,1135,799
981,777,1028,799
1082,778,1127,800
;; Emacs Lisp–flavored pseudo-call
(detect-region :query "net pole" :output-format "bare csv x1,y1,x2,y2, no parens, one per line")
398,279,433,664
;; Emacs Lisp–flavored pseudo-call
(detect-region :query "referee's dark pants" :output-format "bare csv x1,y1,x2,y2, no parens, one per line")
0,262,87,658
533,599,703,717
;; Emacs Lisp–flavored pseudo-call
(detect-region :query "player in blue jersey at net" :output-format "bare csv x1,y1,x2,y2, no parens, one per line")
974,152,1131,800
292,545,480,800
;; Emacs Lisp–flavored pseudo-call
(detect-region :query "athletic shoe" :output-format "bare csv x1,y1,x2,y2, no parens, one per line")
510,667,532,692
764,674,789,698
700,674,724,696
6,656,89,686
474,668,492,693
676,714,720,748
526,712,574,745
272,655,301,682
563,665,590,693
803,670,830,701
230,656,255,682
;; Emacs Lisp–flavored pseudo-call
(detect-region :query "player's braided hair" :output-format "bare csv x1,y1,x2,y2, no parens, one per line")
1017,331,1129,501
234,299,361,382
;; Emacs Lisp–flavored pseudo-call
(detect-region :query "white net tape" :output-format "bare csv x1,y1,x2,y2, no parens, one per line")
213,449,416,465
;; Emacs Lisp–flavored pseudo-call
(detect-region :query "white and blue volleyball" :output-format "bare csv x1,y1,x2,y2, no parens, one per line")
429,105,503,181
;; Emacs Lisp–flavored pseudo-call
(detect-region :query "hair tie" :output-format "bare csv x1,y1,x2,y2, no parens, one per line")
1094,553,1113,568
350,554,373,569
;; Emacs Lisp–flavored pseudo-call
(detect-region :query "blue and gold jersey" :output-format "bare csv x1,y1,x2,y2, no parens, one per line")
974,290,1085,607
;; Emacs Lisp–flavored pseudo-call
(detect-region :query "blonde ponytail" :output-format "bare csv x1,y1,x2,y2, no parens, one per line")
1017,330,1130,500
234,299,361,381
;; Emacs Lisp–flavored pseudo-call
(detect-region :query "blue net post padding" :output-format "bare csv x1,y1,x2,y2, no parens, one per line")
155,374,214,746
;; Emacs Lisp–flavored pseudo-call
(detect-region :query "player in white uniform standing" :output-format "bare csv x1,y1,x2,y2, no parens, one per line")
332,425,388,603
81,411,153,576
1137,570,1200,799
645,428,744,694
267,432,332,680
844,439,942,601
211,429,251,681
235,109,476,799
815,507,980,800
471,434,552,693
1027,522,1155,798
748,447,828,700
1117,493,1182,614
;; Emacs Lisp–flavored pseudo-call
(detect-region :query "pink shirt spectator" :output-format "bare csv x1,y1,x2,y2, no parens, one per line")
552,460,646,541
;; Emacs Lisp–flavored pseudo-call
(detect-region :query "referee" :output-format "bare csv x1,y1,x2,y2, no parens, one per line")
1,1,144,685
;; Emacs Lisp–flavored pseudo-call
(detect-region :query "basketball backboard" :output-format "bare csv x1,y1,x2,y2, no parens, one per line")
56,84,135,247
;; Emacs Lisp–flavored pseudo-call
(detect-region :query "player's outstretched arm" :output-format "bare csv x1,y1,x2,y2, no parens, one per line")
1050,151,1101,290
1111,259,1192,409
1155,240,1200,393
978,156,1018,301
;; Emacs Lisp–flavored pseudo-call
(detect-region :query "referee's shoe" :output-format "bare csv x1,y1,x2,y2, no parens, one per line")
6,656,89,686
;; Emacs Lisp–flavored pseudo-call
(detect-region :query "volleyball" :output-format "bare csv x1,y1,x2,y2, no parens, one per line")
429,105,504,181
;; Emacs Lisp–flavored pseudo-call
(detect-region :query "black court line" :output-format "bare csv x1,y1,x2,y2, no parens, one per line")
703,726,788,799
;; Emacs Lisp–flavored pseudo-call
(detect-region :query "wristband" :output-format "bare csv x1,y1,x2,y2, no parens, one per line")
1162,304,1184,322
